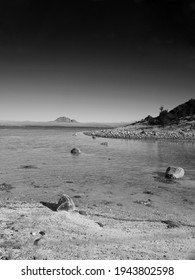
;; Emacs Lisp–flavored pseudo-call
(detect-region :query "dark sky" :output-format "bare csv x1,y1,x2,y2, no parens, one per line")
0,0,195,122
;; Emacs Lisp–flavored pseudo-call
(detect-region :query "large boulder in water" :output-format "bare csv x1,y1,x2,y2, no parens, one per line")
57,194,75,212
70,148,81,155
165,166,185,179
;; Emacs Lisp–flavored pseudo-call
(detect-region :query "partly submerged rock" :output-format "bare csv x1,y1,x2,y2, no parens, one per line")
70,148,81,155
165,166,185,179
0,182,14,191
57,194,75,212
100,142,108,146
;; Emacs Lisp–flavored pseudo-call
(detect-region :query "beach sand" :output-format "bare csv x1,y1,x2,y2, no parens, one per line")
0,179,195,260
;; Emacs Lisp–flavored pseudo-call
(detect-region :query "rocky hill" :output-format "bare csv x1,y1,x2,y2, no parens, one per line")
54,116,77,123
140,99,195,127
84,99,195,140
169,98,195,119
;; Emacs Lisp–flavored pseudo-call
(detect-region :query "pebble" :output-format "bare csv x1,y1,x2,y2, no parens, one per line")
78,210,87,216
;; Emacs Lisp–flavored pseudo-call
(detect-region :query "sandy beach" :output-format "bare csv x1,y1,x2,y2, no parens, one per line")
1,178,195,260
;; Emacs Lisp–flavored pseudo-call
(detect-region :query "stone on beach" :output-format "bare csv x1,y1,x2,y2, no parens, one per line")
70,148,81,155
57,194,76,212
165,166,185,179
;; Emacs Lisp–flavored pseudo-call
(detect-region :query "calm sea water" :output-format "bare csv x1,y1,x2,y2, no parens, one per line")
0,127,195,205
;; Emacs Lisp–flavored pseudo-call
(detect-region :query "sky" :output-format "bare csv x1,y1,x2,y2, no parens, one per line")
0,0,195,123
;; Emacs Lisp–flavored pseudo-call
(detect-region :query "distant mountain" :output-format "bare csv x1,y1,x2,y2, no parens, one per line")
54,116,77,123
136,99,195,127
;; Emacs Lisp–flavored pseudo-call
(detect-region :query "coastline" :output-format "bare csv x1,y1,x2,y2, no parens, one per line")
83,124,195,141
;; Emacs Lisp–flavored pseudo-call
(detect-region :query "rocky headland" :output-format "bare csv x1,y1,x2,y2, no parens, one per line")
84,99,195,141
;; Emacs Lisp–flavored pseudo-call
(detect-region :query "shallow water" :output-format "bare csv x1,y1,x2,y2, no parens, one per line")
0,127,195,221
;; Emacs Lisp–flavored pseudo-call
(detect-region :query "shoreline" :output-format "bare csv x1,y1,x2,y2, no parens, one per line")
83,125,195,141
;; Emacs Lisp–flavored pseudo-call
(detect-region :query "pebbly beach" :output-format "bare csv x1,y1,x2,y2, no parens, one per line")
84,122,195,141
84,99,195,141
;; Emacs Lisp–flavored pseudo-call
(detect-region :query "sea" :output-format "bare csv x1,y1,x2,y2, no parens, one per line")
0,126,195,211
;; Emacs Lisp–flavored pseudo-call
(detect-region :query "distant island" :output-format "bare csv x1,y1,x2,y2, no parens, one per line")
54,116,78,123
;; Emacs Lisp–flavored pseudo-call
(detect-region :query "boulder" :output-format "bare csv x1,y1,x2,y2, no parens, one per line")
165,166,185,179
57,194,75,212
70,148,81,155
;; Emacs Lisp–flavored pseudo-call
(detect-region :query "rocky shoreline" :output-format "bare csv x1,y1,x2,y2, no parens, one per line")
84,124,195,141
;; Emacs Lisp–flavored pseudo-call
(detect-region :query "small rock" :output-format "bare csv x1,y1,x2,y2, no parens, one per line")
20,165,38,169
96,222,104,227
100,142,108,146
33,238,42,246
70,148,81,155
134,199,152,206
1,256,9,260
161,220,181,228
78,210,87,216
57,194,75,212
143,191,154,195
116,203,123,206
